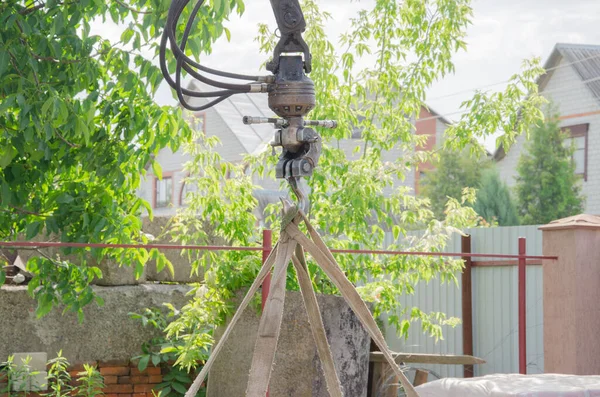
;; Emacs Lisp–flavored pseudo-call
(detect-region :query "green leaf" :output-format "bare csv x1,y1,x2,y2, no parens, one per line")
152,161,163,179
35,293,54,318
121,28,134,44
42,97,55,117
224,27,231,42
0,270,5,287
56,193,74,204
138,355,150,372
0,50,8,76
26,222,42,240
171,382,187,394
0,146,17,168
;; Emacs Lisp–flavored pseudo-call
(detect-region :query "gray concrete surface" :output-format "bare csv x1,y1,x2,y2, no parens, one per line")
0,284,192,364
206,291,370,397
142,216,203,283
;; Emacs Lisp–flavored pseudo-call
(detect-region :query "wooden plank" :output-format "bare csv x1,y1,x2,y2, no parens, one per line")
370,352,486,365
287,218,419,397
472,260,541,267
413,370,429,387
291,250,343,397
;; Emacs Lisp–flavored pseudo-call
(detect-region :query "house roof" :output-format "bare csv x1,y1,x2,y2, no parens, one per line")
538,43,600,102
424,105,451,125
494,43,600,161
186,81,276,156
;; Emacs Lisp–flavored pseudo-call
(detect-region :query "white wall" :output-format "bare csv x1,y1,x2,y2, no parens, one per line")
496,56,600,214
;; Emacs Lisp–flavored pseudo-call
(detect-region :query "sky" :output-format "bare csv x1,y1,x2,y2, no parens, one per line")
92,0,600,151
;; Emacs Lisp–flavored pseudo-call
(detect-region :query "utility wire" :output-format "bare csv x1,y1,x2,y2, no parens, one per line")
427,51,600,102
417,75,600,124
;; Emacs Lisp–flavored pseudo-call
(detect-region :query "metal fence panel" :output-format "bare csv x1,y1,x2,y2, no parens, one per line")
382,225,544,379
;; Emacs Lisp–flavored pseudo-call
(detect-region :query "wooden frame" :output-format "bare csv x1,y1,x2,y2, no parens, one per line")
153,172,174,209
561,123,589,181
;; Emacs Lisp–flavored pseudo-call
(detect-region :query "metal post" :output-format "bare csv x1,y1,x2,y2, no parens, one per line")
461,235,474,378
518,237,527,375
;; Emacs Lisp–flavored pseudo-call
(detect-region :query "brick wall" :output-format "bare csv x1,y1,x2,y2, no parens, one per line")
0,360,175,397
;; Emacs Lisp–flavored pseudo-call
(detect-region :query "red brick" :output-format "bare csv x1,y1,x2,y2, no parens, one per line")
99,360,130,368
104,375,118,384
147,393,157,397
103,384,133,394
133,393,146,397
148,375,162,384
118,376,131,384
100,367,130,376
104,394,119,397
68,362,98,372
130,367,161,376
120,394,133,397
133,384,157,394
131,376,149,384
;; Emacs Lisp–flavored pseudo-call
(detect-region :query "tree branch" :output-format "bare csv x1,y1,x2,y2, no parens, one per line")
113,0,152,15
20,3,45,15
54,129,81,148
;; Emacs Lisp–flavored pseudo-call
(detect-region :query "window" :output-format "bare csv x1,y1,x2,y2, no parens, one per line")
562,124,589,181
155,176,173,208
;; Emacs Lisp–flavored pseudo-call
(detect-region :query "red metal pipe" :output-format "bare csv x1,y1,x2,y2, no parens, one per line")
518,237,527,375
0,241,558,260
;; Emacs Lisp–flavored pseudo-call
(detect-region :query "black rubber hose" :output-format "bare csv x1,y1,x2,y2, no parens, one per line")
165,0,262,82
172,0,253,94
159,30,241,98
163,0,258,91
169,0,237,110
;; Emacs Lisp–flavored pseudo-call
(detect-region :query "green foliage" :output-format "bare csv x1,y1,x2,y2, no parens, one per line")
130,306,208,397
1,355,40,397
0,0,242,316
1,353,106,397
421,149,490,219
474,169,519,226
515,108,585,225
74,365,104,397
163,0,545,369
45,352,71,397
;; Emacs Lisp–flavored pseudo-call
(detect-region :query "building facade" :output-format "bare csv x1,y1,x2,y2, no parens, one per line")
495,43,600,214
139,82,449,218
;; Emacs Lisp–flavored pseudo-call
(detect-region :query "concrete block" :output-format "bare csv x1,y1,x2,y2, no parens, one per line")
206,291,370,397
142,217,203,283
92,260,147,286
11,352,47,371
11,371,47,392
0,285,192,365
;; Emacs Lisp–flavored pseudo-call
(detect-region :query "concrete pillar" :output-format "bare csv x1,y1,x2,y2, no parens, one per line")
207,291,371,397
539,214,600,374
